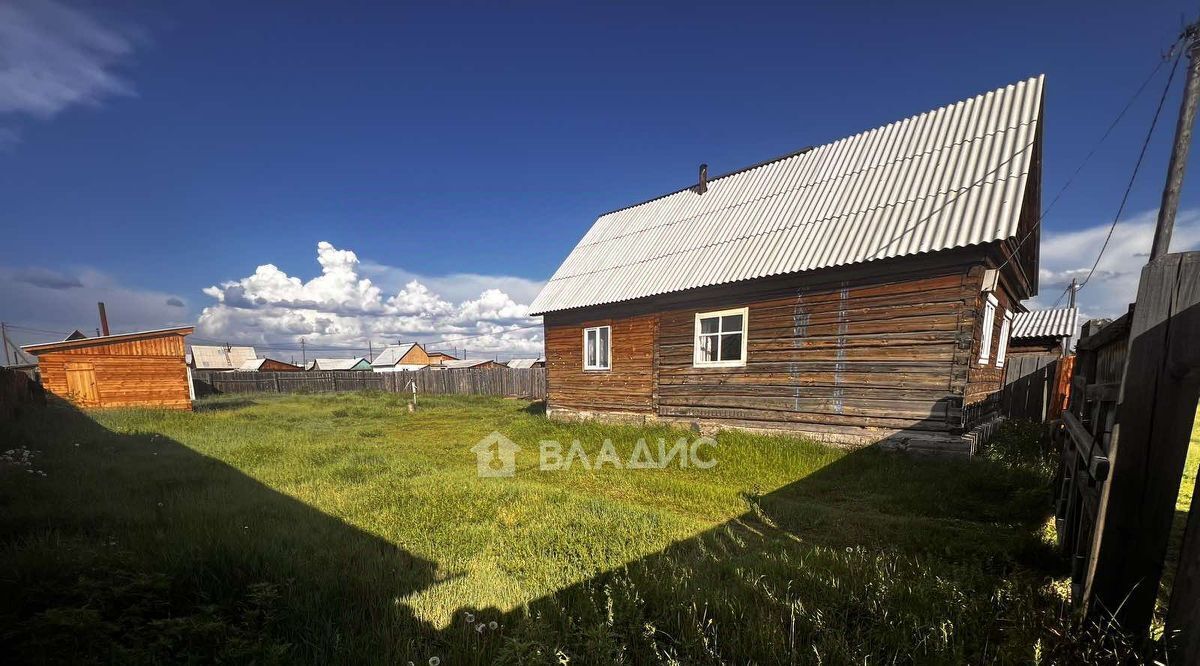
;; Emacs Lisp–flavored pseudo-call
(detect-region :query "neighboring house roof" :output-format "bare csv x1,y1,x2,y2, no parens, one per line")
428,351,458,359
191,345,258,369
506,358,545,369
238,358,267,371
1012,307,1078,340
530,76,1044,315
23,327,195,355
371,343,418,367
439,359,497,369
64,330,89,341
312,357,370,370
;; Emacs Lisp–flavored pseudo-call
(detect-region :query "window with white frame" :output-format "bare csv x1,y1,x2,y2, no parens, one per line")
583,325,611,370
978,293,998,365
694,307,748,367
996,310,1013,368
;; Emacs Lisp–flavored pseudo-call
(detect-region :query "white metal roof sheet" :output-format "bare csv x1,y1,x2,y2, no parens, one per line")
530,76,1044,315
370,343,418,367
1012,307,1077,339
190,344,257,369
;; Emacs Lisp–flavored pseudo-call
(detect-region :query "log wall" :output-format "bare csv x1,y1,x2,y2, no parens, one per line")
542,251,1012,449
37,335,191,410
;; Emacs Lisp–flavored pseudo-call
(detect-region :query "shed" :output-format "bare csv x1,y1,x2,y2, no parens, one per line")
23,326,195,410
1010,307,1078,356
310,357,372,371
506,358,545,369
237,358,302,372
190,345,258,371
530,77,1046,455
371,343,431,372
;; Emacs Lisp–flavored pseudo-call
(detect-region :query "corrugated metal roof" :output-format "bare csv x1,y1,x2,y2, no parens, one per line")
1012,307,1077,339
439,359,497,369
238,358,267,371
530,76,1044,315
506,358,545,369
190,345,257,370
371,343,418,367
312,357,370,371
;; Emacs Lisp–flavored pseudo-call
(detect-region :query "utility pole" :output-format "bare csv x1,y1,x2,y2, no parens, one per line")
300,338,306,367
368,340,373,361
1152,23,1200,260
1,322,10,366
1068,278,1077,308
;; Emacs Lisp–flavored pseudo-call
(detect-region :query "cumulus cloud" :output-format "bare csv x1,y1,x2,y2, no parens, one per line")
0,0,136,121
197,242,544,356
1029,207,1200,321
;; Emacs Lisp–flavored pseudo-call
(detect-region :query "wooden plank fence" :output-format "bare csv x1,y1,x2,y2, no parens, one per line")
1049,251,1200,660
192,367,546,400
999,354,1073,422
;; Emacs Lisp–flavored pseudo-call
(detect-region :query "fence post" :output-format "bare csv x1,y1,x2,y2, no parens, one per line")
1086,252,1200,636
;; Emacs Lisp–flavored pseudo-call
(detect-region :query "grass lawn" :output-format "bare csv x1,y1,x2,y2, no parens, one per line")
1,392,1079,664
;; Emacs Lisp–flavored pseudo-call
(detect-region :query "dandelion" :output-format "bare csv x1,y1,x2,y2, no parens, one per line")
464,612,474,623
476,623,485,634
428,658,440,666
488,620,498,630
157,502,164,507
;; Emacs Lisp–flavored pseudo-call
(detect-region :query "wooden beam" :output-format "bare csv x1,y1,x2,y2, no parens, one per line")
1086,252,1200,636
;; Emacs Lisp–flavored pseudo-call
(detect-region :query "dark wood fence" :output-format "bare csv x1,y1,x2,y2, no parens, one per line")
1049,251,1200,661
192,367,546,400
0,367,45,421
999,354,1074,422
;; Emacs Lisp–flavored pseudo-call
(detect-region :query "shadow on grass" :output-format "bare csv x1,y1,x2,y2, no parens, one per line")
520,400,546,416
192,397,260,412
1,397,1064,663
0,397,438,664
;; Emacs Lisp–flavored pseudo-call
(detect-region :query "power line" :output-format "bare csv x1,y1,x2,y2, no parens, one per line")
1079,43,1183,291
994,43,1182,275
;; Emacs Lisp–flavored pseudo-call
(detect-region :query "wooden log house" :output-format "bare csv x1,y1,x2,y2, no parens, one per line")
23,327,195,410
530,78,1046,454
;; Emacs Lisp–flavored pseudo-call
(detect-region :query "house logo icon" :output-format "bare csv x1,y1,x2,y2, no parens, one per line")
471,431,520,478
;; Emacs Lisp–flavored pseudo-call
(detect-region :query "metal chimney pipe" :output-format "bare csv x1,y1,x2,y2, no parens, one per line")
98,302,110,336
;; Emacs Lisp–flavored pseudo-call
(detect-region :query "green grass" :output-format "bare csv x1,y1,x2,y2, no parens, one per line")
1,393,1085,663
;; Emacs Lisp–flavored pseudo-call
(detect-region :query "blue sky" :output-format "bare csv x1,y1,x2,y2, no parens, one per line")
2,1,1199,357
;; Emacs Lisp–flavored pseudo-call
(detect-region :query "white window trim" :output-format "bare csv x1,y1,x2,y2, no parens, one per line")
582,325,611,371
693,307,749,368
996,310,1013,368
978,293,998,365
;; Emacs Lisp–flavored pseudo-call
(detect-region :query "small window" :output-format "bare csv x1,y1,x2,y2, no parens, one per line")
694,307,748,367
583,325,611,371
996,311,1013,368
978,293,998,365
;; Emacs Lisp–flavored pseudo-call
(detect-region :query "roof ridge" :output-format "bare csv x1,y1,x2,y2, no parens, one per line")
590,75,1043,220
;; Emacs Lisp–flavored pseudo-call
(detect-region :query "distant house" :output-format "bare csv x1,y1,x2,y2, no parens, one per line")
237,358,302,372
437,359,504,370
530,77,1046,454
23,327,195,410
1010,307,1078,357
506,358,545,369
426,351,458,366
310,357,372,371
190,345,258,371
370,343,431,372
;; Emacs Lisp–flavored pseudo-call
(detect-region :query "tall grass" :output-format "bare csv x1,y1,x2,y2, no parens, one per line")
0,393,1122,663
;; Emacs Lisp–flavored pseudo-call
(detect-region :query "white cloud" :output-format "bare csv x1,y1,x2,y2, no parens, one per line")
1030,207,1200,321
0,0,135,120
197,242,544,356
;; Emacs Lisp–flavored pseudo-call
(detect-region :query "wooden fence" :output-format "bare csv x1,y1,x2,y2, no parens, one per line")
192,367,546,400
0,367,45,421
999,354,1073,422
1049,251,1200,660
